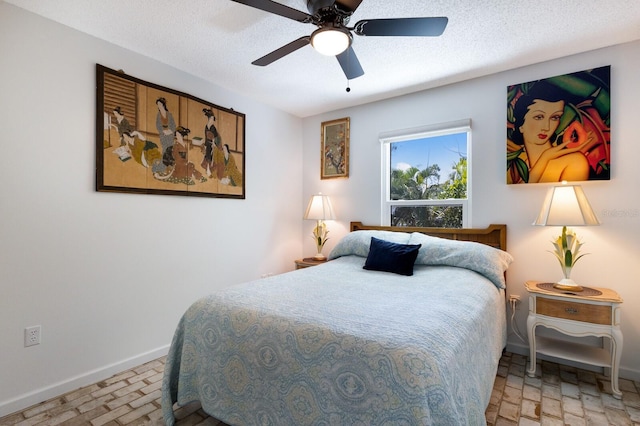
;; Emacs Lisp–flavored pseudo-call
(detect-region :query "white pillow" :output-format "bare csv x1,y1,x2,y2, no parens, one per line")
407,232,514,289
328,230,411,259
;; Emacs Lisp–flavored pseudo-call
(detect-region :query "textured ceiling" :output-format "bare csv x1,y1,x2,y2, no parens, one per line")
6,0,640,117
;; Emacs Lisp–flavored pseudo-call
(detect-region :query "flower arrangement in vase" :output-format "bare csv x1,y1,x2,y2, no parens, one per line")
312,221,329,260
550,226,588,291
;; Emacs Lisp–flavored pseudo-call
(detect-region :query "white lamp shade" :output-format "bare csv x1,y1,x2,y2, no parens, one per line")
310,28,350,56
304,194,335,221
533,185,599,226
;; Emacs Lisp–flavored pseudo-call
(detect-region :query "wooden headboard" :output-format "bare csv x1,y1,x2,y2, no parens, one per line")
350,222,507,252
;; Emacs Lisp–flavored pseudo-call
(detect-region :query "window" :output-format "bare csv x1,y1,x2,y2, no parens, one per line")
380,120,470,228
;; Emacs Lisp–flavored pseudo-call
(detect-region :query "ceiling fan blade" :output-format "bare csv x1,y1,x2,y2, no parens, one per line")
336,46,364,80
231,0,313,23
354,17,448,37
335,0,364,13
252,36,311,66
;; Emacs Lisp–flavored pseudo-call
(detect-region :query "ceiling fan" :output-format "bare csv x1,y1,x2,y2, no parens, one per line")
231,0,448,80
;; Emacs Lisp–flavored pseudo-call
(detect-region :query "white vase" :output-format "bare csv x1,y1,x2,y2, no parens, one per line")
554,266,583,291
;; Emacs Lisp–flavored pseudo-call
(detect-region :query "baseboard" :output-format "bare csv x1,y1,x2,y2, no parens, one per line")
506,341,640,383
0,345,170,418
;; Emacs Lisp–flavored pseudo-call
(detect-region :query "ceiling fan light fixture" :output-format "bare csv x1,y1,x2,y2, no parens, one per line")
311,27,351,56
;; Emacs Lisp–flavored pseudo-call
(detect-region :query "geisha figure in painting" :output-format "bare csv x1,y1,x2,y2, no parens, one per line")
111,106,132,146
121,130,162,169
200,108,224,179
155,97,176,171
507,67,611,184
220,144,243,187
154,126,206,185
200,108,220,176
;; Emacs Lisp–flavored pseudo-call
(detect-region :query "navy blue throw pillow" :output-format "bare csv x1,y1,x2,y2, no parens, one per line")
363,237,422,276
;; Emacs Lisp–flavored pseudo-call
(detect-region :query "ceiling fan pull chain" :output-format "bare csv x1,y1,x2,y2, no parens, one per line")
346,49,351,92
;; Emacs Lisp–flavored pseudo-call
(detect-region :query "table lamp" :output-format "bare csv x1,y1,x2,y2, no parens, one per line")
533,184,599,291
304,193,335,260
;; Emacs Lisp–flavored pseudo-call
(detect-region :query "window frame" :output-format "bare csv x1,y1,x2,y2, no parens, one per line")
380,119,472,227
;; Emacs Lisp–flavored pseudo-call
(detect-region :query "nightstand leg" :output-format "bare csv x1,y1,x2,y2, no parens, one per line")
611,329,623,399
526,316,537,377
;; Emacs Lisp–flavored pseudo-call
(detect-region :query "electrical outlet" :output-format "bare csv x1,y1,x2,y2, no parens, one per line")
25,325,41,347
509,295,521,310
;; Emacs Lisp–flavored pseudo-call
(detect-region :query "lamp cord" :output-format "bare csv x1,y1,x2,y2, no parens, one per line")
510,298,526,343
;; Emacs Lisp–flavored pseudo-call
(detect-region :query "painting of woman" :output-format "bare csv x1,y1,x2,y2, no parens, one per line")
507,67,610,184
121,130,162,169
155,97,176,172
221,144,243,187
200,108,224,179
111,106,132,146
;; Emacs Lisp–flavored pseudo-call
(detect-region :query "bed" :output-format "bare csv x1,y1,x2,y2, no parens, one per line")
162,222,512,425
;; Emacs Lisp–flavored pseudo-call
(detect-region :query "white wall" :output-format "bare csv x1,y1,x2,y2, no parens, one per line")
303,41,640,381
0,2,303,416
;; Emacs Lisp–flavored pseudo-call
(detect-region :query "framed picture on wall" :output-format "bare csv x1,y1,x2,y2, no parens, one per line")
321,117,350,179
96,64,246,199
506,66,610,184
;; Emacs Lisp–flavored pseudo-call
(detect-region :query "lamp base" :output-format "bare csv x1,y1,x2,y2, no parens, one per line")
553,278,583,292
312,253,327,261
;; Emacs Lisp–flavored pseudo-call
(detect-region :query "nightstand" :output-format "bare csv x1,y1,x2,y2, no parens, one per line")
294,258,328,269
525,280,623,398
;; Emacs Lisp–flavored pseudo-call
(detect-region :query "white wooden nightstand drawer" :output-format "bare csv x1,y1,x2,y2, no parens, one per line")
536,297,611,325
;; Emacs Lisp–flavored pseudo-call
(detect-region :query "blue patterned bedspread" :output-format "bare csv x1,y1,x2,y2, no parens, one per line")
162,256,507,425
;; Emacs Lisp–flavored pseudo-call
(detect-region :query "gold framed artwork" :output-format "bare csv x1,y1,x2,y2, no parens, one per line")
96,64,245,199
320,117,350,179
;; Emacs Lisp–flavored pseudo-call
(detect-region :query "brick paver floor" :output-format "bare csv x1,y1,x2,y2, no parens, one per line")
1,352,639,425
